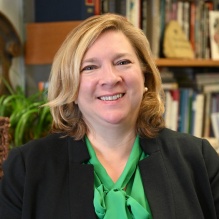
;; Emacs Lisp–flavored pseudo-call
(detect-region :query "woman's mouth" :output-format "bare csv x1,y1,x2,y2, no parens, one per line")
98,93,124,101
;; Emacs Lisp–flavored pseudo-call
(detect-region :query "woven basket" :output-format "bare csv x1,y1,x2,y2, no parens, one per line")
0,117,10,179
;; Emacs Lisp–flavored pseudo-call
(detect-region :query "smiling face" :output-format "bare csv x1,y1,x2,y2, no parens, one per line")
76,30,145,131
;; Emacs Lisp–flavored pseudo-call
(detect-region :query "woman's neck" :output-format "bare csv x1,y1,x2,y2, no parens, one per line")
87,127,136,182
87,124,136,154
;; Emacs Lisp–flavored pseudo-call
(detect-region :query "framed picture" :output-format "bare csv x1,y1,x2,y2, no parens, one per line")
209,11,219,60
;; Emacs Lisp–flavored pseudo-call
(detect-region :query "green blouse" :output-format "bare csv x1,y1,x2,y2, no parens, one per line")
85,136,153,219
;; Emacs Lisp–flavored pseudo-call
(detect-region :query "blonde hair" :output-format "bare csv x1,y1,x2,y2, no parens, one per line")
47,13,165,139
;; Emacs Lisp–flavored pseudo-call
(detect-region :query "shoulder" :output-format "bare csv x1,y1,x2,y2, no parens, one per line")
16,133,68,157
5,133,73,169
159,128,218,156
159,128,202,147
141,128,219,181
141,128,218,162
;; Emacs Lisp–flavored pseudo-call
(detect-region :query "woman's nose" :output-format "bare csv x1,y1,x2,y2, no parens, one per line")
100,64,122,86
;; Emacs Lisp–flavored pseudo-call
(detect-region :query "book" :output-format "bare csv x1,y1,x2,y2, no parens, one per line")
162,82,178,90
164,89,179,131
195,72,219,90
211,112,219,138
146,0,161,58
209,10,219,59
141,0,147,33
94,0,102,15
192,93,204,137
203,83,219,93
190,2,196,52
116,0,127,16
178,88,193,133
159,0,166,57
164,90,172,129
126,0,140,28
211,93,219,113
195,1,205,58
177,1,183,28
203,1,213,59
35,0,95,22
170,89,180,131
161,69,179,90
182,1,190,40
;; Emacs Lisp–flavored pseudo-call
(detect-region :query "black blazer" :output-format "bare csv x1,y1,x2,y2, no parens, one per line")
0,128,219,219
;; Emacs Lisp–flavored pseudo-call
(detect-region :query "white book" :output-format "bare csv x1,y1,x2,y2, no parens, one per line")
126,0,140,28
164,91,172,129
177,1,183,29
209,11,219,60
203,83,219,93
211,112,219,138
193,93,204,137
170,97,179,131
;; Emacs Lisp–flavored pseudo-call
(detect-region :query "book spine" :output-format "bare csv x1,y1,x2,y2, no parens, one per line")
146,0,160,58
177,1,183,29
170,89,180,131
192,93,204,137
141,0,147,33
182,1,190,40
126,0,141,28
81,0,95,20
190,2,196,52
94,0,102,15
35,0,95,22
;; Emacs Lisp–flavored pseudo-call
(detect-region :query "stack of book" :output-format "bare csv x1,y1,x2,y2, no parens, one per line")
162,70,219,139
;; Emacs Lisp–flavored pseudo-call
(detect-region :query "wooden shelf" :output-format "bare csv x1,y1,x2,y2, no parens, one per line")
24,21,219,68
156,58,219,67
25,21,81,65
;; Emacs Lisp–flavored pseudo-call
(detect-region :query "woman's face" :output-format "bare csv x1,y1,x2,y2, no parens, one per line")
76,30,145,130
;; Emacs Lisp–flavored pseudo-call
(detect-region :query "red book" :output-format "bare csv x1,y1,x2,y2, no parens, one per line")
94,0,101,15
190,2,196,52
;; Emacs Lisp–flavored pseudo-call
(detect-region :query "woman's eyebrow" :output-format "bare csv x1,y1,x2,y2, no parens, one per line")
81,58,98,64
113,52,131,59
82,53,132,64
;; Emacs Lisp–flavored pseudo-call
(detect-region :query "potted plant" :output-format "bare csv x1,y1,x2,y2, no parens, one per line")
0,79,52,148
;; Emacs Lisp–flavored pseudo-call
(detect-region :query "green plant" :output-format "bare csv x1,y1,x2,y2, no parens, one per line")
0,78,52,147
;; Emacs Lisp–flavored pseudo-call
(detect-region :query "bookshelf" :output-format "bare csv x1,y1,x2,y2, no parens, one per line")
24,1,219,150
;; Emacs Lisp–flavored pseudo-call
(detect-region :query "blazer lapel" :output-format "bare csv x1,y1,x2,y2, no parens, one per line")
67,137,97,219
139,137,175,219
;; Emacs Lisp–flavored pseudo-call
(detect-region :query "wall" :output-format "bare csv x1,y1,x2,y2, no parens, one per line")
0,0,25,89
23,0,51,95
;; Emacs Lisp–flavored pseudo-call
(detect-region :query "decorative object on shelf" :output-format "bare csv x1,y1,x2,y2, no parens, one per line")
0,117,10,179
0,11,22,95
163,20,194,59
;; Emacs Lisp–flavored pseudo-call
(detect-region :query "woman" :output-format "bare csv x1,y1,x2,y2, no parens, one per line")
0,13,218,219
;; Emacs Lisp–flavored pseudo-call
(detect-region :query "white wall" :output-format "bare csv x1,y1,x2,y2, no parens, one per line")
0,0,25,89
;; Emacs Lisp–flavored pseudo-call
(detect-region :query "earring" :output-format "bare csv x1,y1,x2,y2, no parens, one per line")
144,87,148,93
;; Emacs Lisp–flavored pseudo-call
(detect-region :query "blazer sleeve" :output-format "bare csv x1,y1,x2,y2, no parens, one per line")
0,147,24,219
202,138,219,217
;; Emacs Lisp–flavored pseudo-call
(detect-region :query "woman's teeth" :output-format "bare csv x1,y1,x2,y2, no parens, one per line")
99,93,123,101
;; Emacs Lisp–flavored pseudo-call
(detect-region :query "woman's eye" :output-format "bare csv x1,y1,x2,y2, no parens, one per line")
117,60,131,65
81,65,97,72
